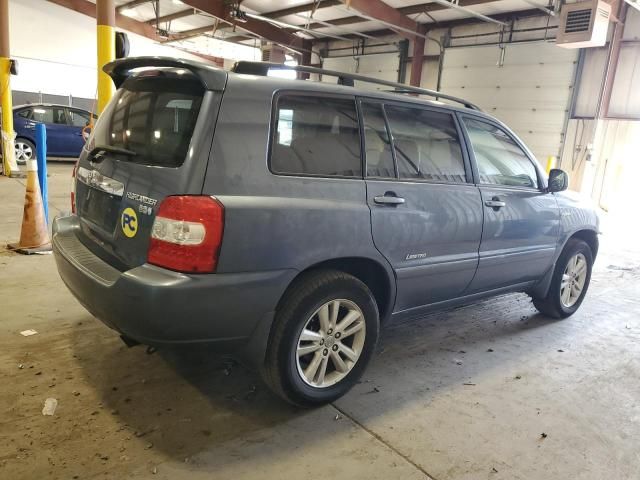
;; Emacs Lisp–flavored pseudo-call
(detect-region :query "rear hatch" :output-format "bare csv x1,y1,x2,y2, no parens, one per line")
74,63,224,270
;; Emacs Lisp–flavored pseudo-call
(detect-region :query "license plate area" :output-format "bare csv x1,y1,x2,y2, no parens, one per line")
77,185,120,233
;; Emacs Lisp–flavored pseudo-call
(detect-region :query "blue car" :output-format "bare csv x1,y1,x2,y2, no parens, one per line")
13,104,96,163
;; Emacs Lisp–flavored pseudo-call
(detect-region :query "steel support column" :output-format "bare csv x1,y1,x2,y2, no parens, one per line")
97,0,115,114
410,24,428,86
299,39,313,80
598,1,629,118
0,0,15,176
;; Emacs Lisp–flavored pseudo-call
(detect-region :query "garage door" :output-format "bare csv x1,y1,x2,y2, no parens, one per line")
440,43,578,164
322,53,400,91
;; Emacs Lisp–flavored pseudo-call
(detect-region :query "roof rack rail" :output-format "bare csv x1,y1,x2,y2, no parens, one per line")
232,61,481,111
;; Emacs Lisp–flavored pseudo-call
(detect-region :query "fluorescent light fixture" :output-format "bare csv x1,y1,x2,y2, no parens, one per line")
33,108,46,114
120,8,136,17
173,0,184,4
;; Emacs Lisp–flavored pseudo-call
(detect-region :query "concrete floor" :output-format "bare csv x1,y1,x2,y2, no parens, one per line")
1,163,639,480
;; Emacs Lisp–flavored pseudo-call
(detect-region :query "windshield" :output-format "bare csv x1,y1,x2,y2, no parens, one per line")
91,72,205,167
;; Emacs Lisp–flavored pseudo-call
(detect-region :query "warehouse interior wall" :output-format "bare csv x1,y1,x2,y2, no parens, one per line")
560,8,640,214
7,0,204,112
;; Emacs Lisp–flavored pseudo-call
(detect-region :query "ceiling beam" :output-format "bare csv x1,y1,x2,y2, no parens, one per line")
165,25,220,43
146,8,196,25
181,0,306,51
299,0,505,30
263,0,341,19
425,0,507,26
116,0,153,13
337,0,421,40
336,7,547,40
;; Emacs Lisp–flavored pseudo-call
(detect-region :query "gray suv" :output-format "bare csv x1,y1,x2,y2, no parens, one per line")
53,57,599,406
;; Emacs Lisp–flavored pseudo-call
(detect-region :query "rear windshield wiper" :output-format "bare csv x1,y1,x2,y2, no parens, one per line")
90,145,138,158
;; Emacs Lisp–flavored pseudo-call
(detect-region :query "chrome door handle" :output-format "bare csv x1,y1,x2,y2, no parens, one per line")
374,193,405,205
485,198,506,210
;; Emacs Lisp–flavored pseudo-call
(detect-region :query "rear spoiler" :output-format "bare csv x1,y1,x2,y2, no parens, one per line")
103,56,227,90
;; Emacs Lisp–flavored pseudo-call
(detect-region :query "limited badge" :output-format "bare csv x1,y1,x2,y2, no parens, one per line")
121,207,138,238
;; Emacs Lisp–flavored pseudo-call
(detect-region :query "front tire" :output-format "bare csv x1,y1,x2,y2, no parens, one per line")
533,239,593,319
262,270,379,407
15,138,36,165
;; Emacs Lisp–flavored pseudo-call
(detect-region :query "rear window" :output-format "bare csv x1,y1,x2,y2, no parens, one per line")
92,72,204,167
270,94,361,178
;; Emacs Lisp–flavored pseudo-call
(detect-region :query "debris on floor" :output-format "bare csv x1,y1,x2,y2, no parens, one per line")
20,329,38,337
244,385,258,401
42,398,58,416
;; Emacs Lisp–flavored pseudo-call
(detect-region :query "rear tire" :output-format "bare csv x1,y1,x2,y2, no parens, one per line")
262,269,379,407
532,239,593,319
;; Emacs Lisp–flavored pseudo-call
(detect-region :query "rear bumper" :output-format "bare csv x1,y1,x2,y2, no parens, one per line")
52,215,296,351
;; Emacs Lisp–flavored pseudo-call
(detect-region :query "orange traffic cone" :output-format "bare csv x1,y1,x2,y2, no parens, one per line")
8,160,52,254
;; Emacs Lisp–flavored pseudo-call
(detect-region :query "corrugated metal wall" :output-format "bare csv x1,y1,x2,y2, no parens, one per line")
439,42,578,164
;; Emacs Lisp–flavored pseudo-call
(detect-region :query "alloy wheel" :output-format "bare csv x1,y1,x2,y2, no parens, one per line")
296,299,366,388
560,252,587,308
15,141,33,161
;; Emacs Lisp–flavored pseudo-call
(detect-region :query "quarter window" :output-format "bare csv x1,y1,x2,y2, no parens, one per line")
271,95,361,177
462,117,539,189
385,105,467,183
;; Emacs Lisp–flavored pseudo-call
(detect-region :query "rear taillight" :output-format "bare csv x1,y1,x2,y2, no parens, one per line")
147,196,224,273
71,160,78,214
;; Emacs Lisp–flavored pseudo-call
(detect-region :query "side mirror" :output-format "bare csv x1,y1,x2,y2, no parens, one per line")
547,168,568,193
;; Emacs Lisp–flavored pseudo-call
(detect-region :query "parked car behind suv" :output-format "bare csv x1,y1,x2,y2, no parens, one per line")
13,103,96,163
52,57,599,406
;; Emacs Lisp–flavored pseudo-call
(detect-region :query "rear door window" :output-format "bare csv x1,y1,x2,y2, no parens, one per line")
361,102,395,179
92,72,204,167
271,94,361,177
385,105,467,183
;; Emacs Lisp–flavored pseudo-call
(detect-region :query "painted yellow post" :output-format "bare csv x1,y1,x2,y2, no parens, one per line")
0,0,16,177
97,0,115,114
546,156,556,174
